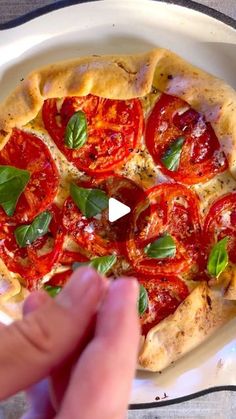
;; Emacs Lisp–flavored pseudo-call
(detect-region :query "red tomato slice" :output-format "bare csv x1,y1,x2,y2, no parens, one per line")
204,193,236,263
47,251,89,287
42,95,143,176
126,183,204,276
0,129,59,222
46,250,88,287
59,250,89,266
46,270,72,287
139,276,189,336
145,93,228,184
62,176,145,257
0,205,64,290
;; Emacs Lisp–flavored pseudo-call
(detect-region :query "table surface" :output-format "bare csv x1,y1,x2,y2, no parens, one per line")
0,1,235,418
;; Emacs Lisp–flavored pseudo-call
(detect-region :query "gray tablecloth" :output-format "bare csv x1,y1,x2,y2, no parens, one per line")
0,0,235,22
0,1,235,418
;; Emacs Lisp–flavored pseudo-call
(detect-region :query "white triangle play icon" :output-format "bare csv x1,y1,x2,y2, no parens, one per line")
108,198,131,222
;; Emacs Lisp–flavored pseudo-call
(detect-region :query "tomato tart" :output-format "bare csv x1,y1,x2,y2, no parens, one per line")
0,49,236,372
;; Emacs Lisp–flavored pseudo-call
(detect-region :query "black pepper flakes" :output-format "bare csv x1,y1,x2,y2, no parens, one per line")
207,295,212,310
89,153,96,161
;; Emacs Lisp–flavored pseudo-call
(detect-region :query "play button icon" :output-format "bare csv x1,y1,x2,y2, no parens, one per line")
108,198,131,222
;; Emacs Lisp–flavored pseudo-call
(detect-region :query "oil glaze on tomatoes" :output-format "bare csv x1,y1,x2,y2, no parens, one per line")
46,250,89,287
126,183,205,277
62,176,145,257
204,193,236,264
139,276,189,336
145,93,227,184
42,95,143,176
0,129,59,222
0,205,64,290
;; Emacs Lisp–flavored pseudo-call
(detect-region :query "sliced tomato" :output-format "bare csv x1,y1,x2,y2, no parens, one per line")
145,93,228,184
90,175,147,246
59,250,89,266
0,129,59,222
46,270,72,288
46,251,89,287
42,95,143,176
62,176,145,257
204,193,236,263
0,205,64,290
62,197,116,257
139,276,189,336
126,183,205,276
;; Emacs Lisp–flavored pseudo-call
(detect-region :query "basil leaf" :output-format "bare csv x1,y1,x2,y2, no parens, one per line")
161,137,185,171
0,166,30,216
73,255,117,275
14,211,52,248
70,183,109,218
65,111,87,149
138,284,149,316
44,285,62,298
144,234,176,259
207,237,229,278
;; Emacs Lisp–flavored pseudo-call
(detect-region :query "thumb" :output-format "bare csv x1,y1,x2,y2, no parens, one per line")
23,292,56,419
0,267,106,400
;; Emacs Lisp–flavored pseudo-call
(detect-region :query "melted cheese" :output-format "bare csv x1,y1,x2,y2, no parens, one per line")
118,146,159,189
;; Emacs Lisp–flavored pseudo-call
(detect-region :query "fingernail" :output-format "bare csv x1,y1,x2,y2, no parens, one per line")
23,291,50,316
57,267,105,310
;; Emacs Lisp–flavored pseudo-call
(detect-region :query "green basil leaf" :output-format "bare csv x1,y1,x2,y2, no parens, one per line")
161,137,185,171
70,183,109,218
0,166,30,216
138,284,149,316
14,211,52,248
65,111,87,149
44,285,62,298
207,237,229,278
144,234,176,259
73,255,117,275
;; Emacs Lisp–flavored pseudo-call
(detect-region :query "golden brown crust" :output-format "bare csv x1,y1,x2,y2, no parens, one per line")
0,48,236,176
152,49,236,178
0,50,160,133
0,49,236,370
139,282,236,371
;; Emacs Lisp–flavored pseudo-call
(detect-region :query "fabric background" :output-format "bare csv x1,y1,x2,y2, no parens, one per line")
0,0,235,22
0,1,235,418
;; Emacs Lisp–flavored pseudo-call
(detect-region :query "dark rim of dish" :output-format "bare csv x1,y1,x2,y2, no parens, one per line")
0,0,235,30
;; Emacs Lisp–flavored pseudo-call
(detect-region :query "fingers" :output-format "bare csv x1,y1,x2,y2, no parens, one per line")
23,283,99,412
0,267,106,400
50,311,96,411
23,293,56,419
58,277,140,419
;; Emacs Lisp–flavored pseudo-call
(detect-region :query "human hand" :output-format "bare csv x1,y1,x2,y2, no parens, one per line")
0,268,140,418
